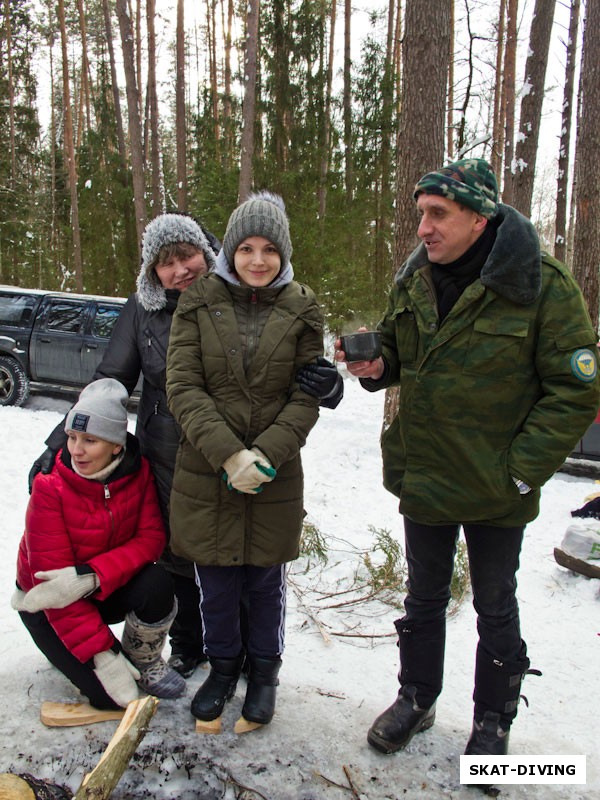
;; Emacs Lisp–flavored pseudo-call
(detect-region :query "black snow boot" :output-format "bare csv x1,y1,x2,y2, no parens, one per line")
466,641,541,755
395,617,446,707
465,711,510,756
168,572,207,678
241,656,282,725
191,654,245,721
367,684,436,754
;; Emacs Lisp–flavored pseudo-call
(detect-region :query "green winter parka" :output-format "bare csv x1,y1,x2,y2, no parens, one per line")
365,204,600,527
166,272,323,566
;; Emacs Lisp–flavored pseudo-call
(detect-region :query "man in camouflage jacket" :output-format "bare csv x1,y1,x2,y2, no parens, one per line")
336,158,600,757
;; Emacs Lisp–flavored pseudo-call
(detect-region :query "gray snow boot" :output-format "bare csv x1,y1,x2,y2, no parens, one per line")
122,603,186,699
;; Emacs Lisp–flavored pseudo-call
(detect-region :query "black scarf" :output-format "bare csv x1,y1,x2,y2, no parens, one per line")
431,221,497,321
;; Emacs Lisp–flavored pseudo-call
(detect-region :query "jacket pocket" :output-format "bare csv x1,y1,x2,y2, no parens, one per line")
463,317,529,377
390,306,418,363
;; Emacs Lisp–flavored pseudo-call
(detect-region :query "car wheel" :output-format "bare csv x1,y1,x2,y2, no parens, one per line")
0,356,30,407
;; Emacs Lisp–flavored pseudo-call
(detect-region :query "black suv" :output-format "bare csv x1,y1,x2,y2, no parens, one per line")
0,286,133,406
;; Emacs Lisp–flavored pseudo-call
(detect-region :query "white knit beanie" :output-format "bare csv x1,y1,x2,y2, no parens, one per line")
65,379,129,446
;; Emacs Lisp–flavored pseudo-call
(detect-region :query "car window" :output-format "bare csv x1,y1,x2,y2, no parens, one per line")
0,294,39,327
92,305,122,339
44,301,85,333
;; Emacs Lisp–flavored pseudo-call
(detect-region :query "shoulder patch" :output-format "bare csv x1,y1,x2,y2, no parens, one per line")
571,348,598,383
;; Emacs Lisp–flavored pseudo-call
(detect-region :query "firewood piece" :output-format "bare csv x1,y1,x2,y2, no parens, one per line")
233,716,262,734
195,716,222,734
40,702,125,728
72,696,158,800
0,774,35,800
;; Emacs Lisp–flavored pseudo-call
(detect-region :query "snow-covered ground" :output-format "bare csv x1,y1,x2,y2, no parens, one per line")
0,378,597,799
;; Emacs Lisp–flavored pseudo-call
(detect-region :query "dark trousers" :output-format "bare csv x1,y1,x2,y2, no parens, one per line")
19,563,174,710
168,571,205,657
400,518,525,709
195,563,286,659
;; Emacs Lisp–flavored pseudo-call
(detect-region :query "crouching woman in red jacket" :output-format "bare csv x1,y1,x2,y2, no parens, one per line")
12,378,186,709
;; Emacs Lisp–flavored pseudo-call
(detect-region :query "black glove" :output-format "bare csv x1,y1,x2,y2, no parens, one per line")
28,447,58,493
296,357,344,409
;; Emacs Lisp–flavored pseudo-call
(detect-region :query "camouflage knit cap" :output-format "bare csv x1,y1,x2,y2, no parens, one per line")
222,191,292,268
414,158,499,219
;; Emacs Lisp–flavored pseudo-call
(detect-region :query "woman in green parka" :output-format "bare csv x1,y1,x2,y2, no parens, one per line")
166,192,323,730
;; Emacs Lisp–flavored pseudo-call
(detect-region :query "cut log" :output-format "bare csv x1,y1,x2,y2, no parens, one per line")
0,772,71,799
554,547,600,579
195,716,222,734
233,716,262,734
72,696,159,800
41,702,125,728
0,774,35,800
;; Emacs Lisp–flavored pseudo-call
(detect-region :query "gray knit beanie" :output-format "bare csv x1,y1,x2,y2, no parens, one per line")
222,192,292,268
65,379,129,446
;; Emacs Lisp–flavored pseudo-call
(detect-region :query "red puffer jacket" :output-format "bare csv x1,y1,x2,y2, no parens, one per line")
16,436,166,663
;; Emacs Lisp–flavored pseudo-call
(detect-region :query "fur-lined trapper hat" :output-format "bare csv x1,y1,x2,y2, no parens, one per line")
136,213,217,311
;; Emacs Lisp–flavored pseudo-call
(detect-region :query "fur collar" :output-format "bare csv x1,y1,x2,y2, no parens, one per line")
397,203,542,305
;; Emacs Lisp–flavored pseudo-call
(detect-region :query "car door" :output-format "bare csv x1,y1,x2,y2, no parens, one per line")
31,297,87,385
80,301,124,383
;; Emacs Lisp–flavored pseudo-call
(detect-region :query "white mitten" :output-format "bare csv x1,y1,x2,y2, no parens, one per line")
250,447,276,484
93,650,140,708
19,567,99,612
222,449,267,493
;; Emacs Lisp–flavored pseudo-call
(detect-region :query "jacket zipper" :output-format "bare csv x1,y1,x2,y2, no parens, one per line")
104,484,116,542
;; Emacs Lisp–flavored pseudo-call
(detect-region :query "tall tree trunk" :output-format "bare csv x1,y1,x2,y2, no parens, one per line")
134,0,143,124
238,0,260,201
374,0,396,287
4,0,16,190
456,5,476,153
47,7,59,281
572,0,600,326
386,0,451,426
501,0,518,203
555,0,580,264
116,0,147,243
343,0,353,201
510,0,556,215
223,0,234,166
146,0,163,214
102,0,127,168
318,0,336,223
447,0,454,159
206,0,220,156
76,0,92,140
271,0,291,174
491,0,507,177
176,0,187,210
57,0,84,291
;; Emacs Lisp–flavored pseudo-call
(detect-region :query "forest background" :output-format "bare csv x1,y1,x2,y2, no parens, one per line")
1,0,599,335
